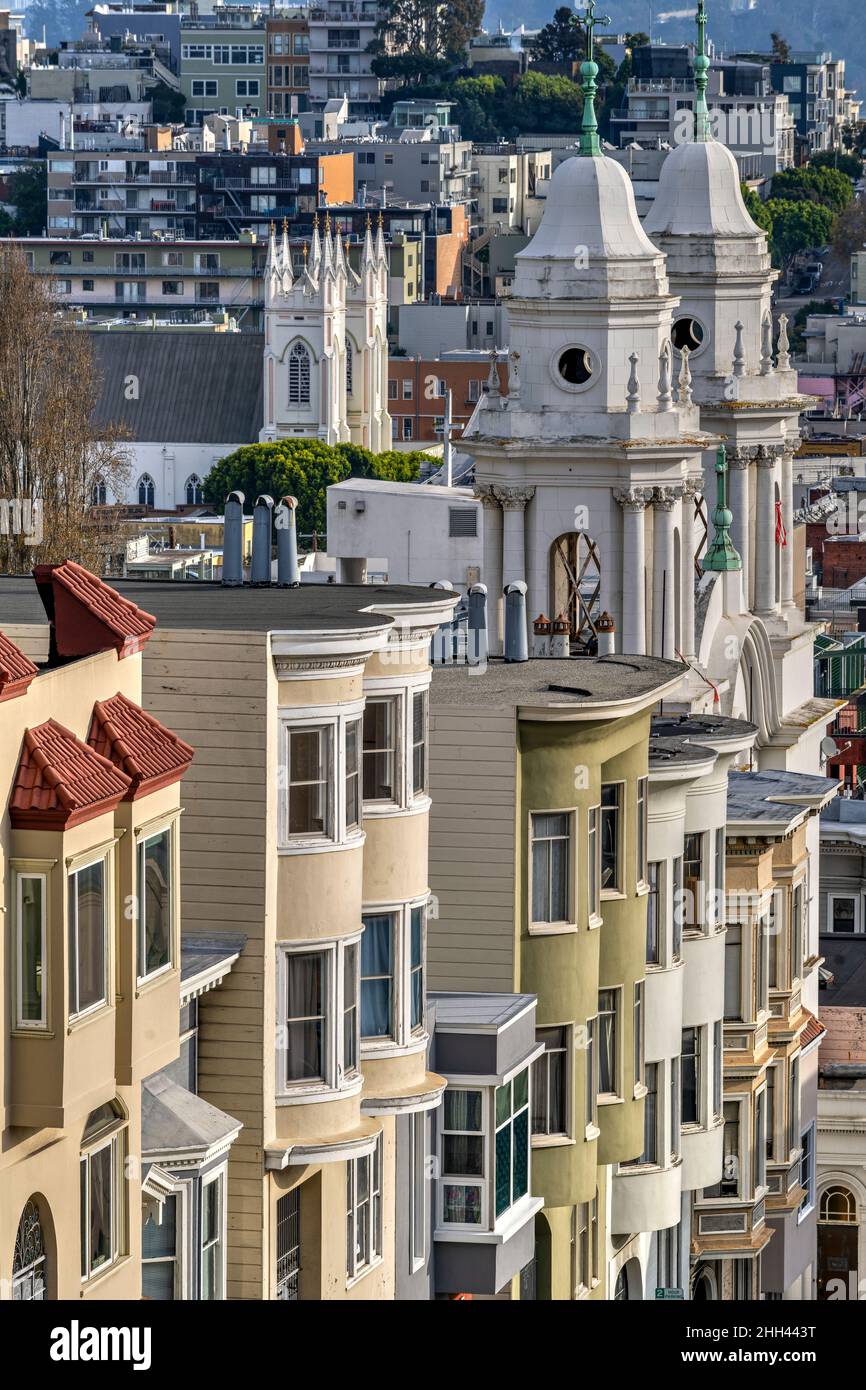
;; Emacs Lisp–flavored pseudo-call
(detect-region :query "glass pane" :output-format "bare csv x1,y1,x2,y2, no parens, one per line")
547,1050,564,1132
513,1068,529,1112
285,1020,322,1081
532,840,549,921
512,1110,528,1201
142,1195,176,1259
75,862,106,1013
89,1144,113,1272
287,953,321,1018
202,1179,219,1245
142,1260,175,1300
289,781,325,835
290,728,322,782
495,1082,511,1127
550,836,568,919
202,1244,218,1300
141,831,171,976
361,916,392,1037
20,877,43,1021
361,915,392,974
443,1134,483,1177
444,1089,481,1132
443,1185,482,1224
411,907,423,969
363,701,394,799
495,1123,512,1216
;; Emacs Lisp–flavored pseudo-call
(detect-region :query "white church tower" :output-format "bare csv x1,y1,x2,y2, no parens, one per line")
468,1,716,664
261,214,391,452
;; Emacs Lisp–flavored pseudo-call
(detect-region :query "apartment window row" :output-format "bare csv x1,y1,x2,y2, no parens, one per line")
702,1060,802,1203
279,689,428,849
182,43,264,62
528,777,647,933
269,33,310,56
15,825,176,1033
725,884,805,1024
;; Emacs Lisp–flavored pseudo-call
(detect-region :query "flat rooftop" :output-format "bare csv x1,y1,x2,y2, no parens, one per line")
651,713,758,745
430,654,685,712
0,577,455,635
727,768,839,826
649,736,716,769
430,992,535,1031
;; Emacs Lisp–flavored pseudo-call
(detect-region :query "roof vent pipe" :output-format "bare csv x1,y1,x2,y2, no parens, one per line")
532,612,551,659
276,495,300,587
222,490,245,586
596,611,616,656
504,580,528,663
467,582,488,666
252,495,274,586
550,611,569,658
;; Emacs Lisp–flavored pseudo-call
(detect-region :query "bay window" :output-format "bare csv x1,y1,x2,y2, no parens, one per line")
682,831,704,927
16,872,46,1029
600,783,623,894
278,938,361,1095
531,1026,568,1137
284,950,326,1083
68,856,108,1019
361,913,394,1039
588,805,600,920
598,988,619,1097
201,1169,225,1299
137,827,172,982
530,811,572,926
345,718,361,832
636,776,648,886
681,1026,700,1125
411,689,427,796
646,861,661,964
361,899,428,1048
286,725,333,838
441,1089,484,1226
142,1194,178,1300
494,1069,529,1218
80,1102,125,1282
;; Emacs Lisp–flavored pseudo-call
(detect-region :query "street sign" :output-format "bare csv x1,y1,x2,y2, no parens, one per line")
655,1288,684,1300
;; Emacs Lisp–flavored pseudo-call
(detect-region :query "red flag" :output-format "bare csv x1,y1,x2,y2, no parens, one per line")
775,500,787,547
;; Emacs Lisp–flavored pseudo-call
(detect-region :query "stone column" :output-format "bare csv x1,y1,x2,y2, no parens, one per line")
652,487,680,660
727,448,751,604
754,446,779,617
476,484,503,652
680,477,700,662
781,449,796,610
614,487,649,655
494,485,535,589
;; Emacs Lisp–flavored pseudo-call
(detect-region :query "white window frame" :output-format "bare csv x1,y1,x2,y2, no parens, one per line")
141,1178,189,1301
362,674,431,815
828,891,860,934
346,1133,383,1284
597,986,621,1101
798,1121,816,1223
531,1023,573,1144
636,775,648,889
600,780,626,898
528,809,575,934
278,702,365,852
14,869,48,1030
136,824,175,986
80,1127,124,1283
67,848,111,1023
438,1087,489,1232
360,895,428,1054
200,1165,227,1300
276,934,362,1100
408,1111,427,1272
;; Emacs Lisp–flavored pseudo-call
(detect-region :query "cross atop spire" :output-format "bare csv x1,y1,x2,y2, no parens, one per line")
703,444,742,572
578,0,611,158
693,1,712,142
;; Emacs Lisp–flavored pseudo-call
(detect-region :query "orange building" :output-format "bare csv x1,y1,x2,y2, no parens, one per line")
387,354,507,445
265,10,310,117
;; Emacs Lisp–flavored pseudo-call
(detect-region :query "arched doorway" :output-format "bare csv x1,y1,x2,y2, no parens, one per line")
12,1199,47,1300
818,1185,859,1300
549,531,601,655
692,1264,717,1301
613,1256,642,1301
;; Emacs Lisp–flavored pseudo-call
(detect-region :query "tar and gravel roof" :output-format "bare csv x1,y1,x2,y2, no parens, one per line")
430,653,685,709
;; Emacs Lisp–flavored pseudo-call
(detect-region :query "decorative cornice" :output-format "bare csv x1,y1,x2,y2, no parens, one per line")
493,484,536,510
614,486,652,512
653,484,684,511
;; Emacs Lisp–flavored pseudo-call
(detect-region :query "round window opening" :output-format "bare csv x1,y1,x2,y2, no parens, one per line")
671,316,705,353
558,346,594,386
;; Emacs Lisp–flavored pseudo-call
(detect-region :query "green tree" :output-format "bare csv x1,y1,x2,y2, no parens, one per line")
532,6,585,64
809,150,863,181
368,0,482,84
770,32,791,62
770,166,854,215
741,184,773,236
8,164,47,235
513,70,583,133
151,81,186,125
831,196,866,259
764,198,834,262
203,441,431,537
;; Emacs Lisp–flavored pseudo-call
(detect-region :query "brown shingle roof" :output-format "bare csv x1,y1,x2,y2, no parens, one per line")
33,561,156,661
89,691,194,799
0,631,38,703
10,719,132,829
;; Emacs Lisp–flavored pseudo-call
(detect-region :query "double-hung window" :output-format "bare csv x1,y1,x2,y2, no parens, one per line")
409,1112,426,1268
682,831,704,927
681,1026,700,1125
724,924,742,1020
672,856,684,960
80,1103,125,1282
585,1017,598,1129
409,904,424,1033
142,1193,179,1300
670,1056,681,1158
530,812,571,927
494,1069,530,1218
714,826,725,926
598,989,619,1097
600,783,623,894
363,697,398,802
201,1169,225,1299
68,856,108,1019
286,725,333,838
342,942,359,1076
791,882,804,979
345,718,361,832
588,805,600,921
137,827,172,982
346,1135,383,1281
15,872,47,1029
713,1020,723,1122
531,1027,568,1137
639,1061,658,1163
646,861,661,964
441,1089,484,1226
636,776,648,886
633,982,644,1090
799,1122,815,1218
411,689,427,797
755,1088,767,1193
284,950,326,1084
279,939,359,1094
360,913,393,1040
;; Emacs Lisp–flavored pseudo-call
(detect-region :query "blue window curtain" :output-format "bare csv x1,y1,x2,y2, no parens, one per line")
361,914,393,1037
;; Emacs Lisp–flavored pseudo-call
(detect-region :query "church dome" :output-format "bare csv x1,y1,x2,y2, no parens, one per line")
513,154,668,300
644,139,762,239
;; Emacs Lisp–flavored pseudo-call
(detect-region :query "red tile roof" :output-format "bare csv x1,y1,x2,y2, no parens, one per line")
33,561,156,661
800,1010,826,1051
0,631,38,703
89,692,194,799
10,719,132,829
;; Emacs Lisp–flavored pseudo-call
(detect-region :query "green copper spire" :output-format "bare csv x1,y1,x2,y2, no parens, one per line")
579,0,611,157
703,444,742,572
693,1,711,142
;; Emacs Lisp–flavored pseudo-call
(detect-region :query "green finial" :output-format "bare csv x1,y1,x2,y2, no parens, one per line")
579,0,611,157
693,1,711,142
703,444,741,572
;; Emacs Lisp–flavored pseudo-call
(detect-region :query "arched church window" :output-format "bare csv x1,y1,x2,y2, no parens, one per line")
90,476,107,507
138,474,155,508
346,339,353,397
288,342,311,405
185,474,204,506
820,1186,858,1224
672,317,705,354
557,346,594,387
13,1199,47,1300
